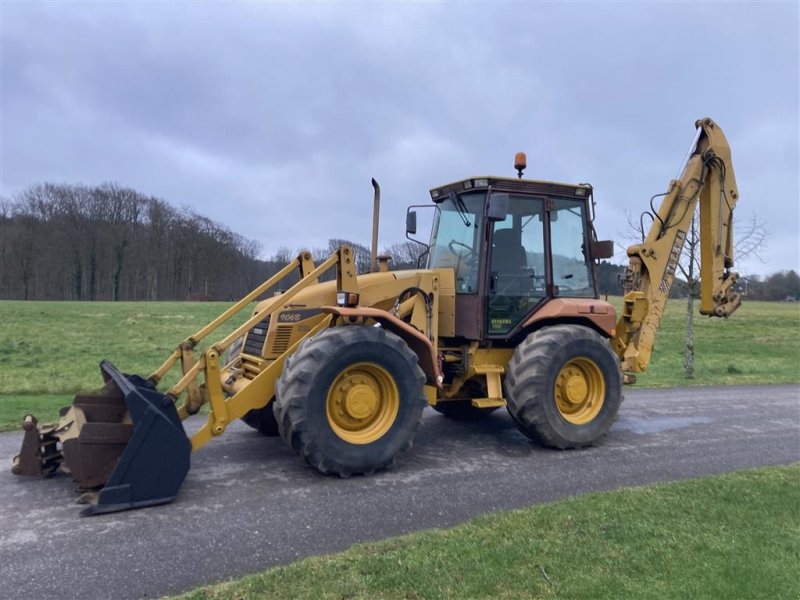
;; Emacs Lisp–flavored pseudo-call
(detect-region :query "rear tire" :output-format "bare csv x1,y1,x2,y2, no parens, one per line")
241,403,280,437
505,324,622,448
225,336,281,437
274,326,426,476
433,401,498,420
432,379,498,420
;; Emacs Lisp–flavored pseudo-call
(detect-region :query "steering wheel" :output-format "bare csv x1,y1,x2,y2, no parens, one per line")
448,239,476,259
556,274,577,292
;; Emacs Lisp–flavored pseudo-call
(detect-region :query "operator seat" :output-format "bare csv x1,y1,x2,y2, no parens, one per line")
492,228,527,273
491,228,530,297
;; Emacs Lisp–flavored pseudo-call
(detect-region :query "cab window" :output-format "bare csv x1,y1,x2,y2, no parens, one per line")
550,198,594,297
487,196,546,335
427,192,485,293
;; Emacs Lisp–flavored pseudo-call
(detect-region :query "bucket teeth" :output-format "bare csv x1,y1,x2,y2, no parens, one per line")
10,390,133,491
11,415,62,477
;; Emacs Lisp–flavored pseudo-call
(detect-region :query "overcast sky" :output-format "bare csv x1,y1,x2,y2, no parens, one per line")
2,1,798,276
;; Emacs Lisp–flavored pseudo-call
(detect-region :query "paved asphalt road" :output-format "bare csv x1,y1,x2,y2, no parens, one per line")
1,384,798,599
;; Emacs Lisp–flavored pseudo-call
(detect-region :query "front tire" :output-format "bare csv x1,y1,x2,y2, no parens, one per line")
505,324,622,448
274,326,426,476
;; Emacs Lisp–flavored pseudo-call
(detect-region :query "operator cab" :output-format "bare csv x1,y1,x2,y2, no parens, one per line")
409,172,611,340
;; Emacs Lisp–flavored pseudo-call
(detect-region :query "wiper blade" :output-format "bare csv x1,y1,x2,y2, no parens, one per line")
448,191,471,227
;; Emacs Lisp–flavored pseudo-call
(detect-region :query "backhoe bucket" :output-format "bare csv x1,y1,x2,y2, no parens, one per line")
12,361,191,517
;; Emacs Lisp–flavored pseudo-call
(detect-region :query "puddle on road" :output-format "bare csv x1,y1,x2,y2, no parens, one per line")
614,415,713,435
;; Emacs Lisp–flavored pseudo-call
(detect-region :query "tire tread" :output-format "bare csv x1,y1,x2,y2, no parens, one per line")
274,326,426,476
505,324,623,449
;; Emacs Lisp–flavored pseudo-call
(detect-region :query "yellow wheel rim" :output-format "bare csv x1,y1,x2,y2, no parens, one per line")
554,357,605,425
326,362,399,444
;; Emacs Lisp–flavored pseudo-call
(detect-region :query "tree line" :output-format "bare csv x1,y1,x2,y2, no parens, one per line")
738,271,800,302
1,183,265,301
0,183,420,301
1,183,796,302
596,260,800,302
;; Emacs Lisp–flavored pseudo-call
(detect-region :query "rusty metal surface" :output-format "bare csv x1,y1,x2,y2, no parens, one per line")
454,294,482,339
62,393,133,490
10,415,60,477
11,388,133,491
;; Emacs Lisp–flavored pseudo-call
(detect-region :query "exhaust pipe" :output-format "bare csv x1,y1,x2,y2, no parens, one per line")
370,177,380,273
11,361,191,516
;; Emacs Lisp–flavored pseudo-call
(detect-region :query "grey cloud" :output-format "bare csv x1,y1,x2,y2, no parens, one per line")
2,2,798,275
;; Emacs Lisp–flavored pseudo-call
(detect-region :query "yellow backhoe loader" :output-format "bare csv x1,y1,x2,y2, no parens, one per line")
12,117,741,515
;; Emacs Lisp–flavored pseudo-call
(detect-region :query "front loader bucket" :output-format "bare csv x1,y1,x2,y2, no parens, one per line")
12,360,191,517
80,360,192,516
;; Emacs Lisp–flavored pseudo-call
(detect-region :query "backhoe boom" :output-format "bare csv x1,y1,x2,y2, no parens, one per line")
612,118,741,375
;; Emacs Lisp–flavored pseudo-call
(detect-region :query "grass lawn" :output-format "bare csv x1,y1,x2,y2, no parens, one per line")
613,298,800,388
178,464,800,600
0,300,249,430
0,298,798,430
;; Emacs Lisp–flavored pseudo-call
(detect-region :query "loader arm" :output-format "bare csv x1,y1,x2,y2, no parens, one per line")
611,117,741,376
11,246,359,515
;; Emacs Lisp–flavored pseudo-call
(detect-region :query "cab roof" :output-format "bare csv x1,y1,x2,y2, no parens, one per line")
430,176,592,203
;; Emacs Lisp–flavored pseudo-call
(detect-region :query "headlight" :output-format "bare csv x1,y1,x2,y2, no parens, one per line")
336,292,360,307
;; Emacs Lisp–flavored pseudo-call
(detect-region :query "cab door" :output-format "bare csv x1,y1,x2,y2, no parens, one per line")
486,196,547,336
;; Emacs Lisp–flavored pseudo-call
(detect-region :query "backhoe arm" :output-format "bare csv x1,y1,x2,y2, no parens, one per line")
612,118,741,375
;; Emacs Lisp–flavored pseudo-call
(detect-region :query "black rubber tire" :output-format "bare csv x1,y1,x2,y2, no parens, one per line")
433,401,498,420
222,334,280,436
240,348,302,437
241,403,280,437
432,380,498,420
274,326,426,477
505,324,623,449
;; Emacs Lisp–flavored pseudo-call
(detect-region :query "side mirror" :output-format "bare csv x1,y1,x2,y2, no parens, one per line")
592,239,614,259
406,210,417,235
487,193,509,222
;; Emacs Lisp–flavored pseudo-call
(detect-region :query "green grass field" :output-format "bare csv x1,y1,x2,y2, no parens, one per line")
0,300,250,430
0,298,798,430
178,464,800,600
614,298,800,388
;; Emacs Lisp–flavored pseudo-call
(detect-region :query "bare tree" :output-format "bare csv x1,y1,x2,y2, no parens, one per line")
383,241,423,270
677,210,767,378
0,182,273,301
678,215,699,378
328,238,372,274
624,208,768,379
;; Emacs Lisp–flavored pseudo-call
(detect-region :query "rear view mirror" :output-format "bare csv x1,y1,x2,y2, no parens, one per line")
592,239,614,259
406,210,417,235
487,193,509,222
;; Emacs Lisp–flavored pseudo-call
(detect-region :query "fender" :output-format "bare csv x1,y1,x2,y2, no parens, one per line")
522,298,617,338
322,306,441,388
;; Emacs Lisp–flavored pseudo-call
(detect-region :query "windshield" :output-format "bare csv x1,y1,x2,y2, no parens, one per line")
427,192,485,293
